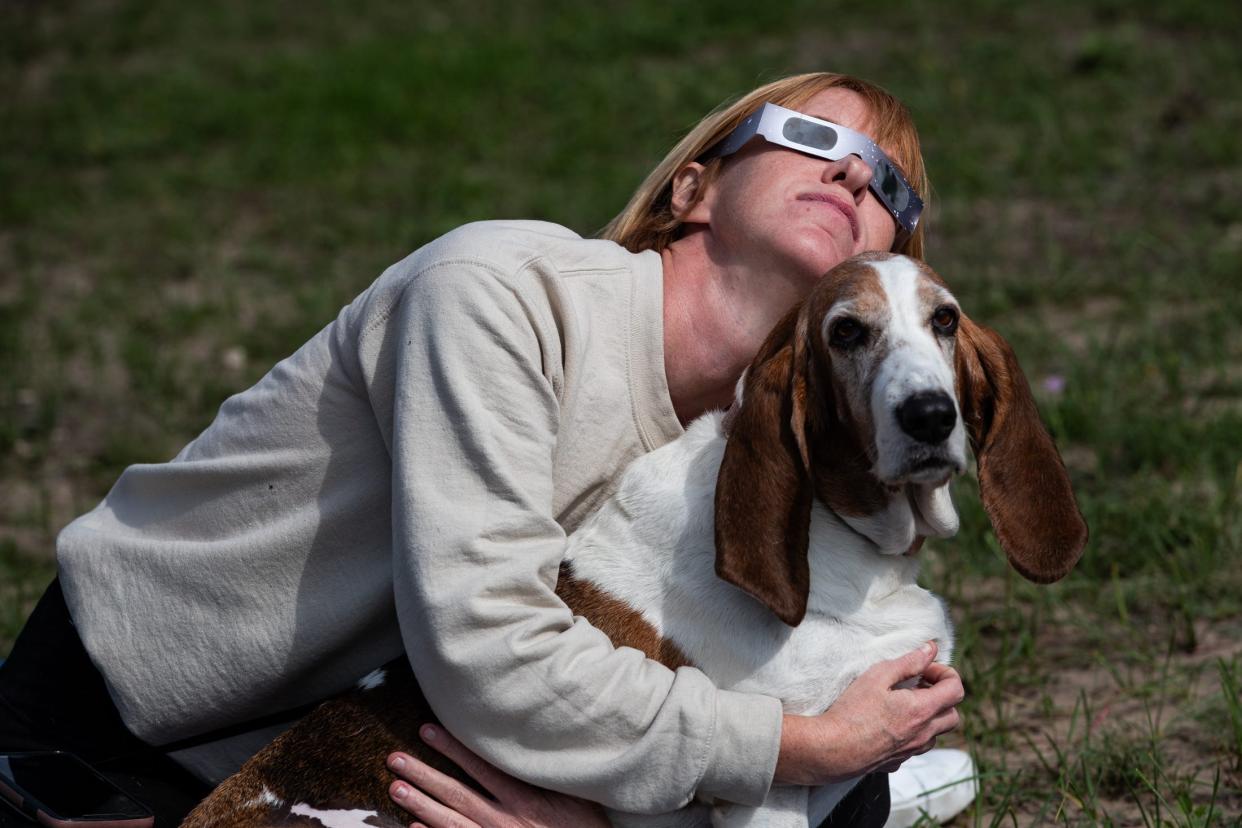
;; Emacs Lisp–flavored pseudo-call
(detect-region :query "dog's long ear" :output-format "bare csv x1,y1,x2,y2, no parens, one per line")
955,315,1088,582
715,310,813,626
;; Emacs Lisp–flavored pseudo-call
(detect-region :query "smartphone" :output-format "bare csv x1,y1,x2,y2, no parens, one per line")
0,752,153,828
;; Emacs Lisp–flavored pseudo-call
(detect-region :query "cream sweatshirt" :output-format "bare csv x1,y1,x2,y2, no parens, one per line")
57,220,783,812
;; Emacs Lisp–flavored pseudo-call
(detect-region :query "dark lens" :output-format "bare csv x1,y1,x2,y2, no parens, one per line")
782,118,838,151
875,161,909,211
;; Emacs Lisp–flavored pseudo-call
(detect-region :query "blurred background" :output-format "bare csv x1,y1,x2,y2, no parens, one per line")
2,0,1240,823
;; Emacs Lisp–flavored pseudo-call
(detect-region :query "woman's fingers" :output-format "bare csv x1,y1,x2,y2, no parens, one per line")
920,661,965,703
388,726,613,828
926,706,961,740
416,725,523,802
911,667,964,712
877,642,937,687
389,777,481,828
388,748,498,828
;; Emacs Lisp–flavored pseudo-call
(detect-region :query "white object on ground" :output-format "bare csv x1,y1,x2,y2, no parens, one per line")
884,748,978,827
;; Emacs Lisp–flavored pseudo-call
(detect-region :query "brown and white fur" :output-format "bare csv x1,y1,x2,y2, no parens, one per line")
182,253,1087,827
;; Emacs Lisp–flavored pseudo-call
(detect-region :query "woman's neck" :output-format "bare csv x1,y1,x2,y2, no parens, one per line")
660,233,799,425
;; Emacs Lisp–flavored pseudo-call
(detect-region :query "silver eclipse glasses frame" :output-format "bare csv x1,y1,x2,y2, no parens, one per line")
696,102,924,238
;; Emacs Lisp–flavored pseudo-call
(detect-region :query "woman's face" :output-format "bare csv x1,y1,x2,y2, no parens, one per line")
680,88,902,288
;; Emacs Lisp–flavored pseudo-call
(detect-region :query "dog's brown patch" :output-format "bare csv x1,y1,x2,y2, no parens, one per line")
823,263,889,322
180,659,439,827
799,260,890,518
556,564,693,670
916,276,945,317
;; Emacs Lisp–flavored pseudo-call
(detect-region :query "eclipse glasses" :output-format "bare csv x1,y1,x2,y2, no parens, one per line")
697,102,924,237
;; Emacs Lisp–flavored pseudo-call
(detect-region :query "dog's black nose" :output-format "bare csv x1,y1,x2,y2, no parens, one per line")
897,392,957,444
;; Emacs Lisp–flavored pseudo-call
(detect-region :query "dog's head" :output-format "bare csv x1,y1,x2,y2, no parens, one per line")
714,252,1088,625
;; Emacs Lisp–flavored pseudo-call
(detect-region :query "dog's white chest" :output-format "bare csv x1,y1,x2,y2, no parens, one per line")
564,415,953,716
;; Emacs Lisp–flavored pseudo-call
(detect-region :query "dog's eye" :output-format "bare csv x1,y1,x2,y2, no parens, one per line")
829,318,867,348
932,306,959,336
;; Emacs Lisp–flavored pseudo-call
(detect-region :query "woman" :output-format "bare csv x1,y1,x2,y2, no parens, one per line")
0,72,962,827
385,71,963,828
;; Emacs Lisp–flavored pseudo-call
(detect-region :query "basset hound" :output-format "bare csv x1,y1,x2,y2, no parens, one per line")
181,252,1087,827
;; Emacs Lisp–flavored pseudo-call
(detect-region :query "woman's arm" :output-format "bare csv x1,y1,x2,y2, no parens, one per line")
384,252,781,814
386,645,963,823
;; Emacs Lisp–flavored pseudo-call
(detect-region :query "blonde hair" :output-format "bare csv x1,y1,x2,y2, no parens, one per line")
600,73,929,260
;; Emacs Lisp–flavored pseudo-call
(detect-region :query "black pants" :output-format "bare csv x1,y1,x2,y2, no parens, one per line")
0,579,209,827
820,773,890,828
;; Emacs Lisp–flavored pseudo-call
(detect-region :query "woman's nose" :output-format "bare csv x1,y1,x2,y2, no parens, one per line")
823,154,873,203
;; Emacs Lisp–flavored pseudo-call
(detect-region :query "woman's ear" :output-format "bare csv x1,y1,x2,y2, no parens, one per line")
670,162,713,224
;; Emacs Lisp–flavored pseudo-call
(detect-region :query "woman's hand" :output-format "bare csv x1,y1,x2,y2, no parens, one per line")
774,641,965,785
387,725,611,828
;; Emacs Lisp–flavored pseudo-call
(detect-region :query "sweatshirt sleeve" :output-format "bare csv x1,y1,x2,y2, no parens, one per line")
387,259,782,813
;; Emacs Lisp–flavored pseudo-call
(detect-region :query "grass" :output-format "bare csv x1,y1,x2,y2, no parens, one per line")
1214,659,1242,776
3,0,1242,822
